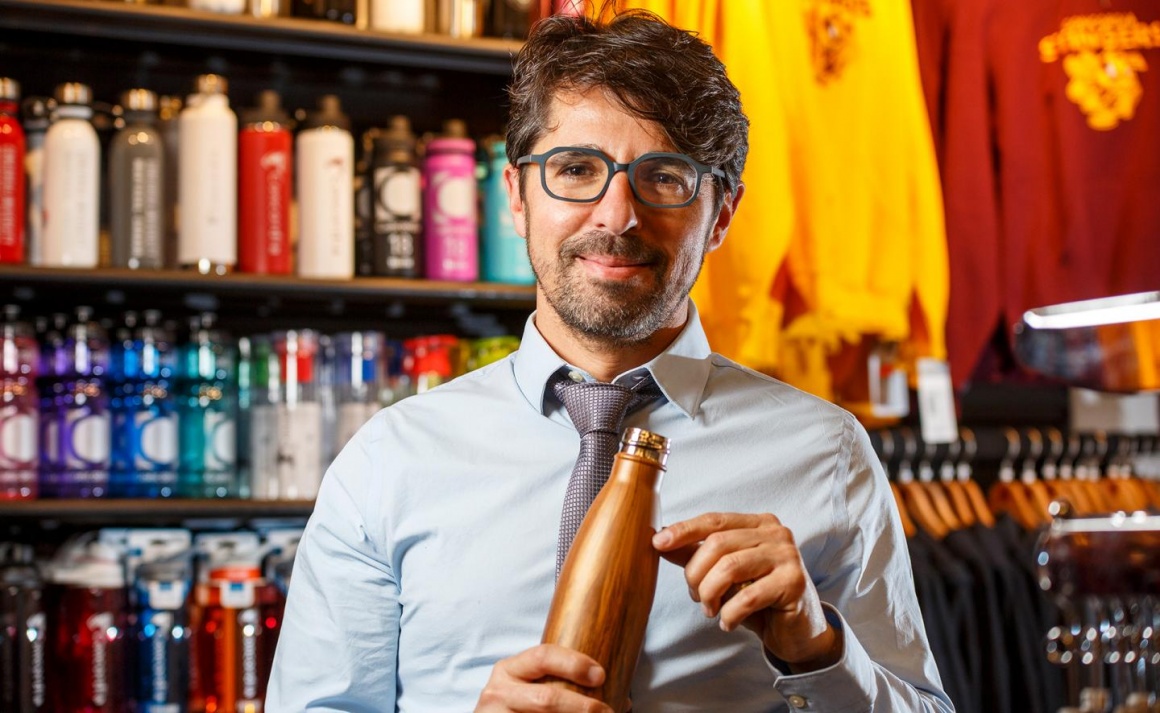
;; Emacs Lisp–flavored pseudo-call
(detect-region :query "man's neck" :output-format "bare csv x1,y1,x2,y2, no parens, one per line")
533,300,688,383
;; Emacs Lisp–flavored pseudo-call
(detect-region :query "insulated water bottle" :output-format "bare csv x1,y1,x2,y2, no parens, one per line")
42,82,100,268
541,428,670,712
109,89,165,270
178,74,237,275
0,78,25,265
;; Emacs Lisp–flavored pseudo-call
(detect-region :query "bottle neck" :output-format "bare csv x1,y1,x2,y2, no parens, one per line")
54,105,93,121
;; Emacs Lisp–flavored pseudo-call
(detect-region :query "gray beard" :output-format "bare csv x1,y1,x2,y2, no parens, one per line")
527,227,707,345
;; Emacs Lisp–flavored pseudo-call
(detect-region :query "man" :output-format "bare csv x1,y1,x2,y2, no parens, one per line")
268,9,952,712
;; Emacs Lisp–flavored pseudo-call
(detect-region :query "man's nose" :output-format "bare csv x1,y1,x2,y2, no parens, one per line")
590,170,639,235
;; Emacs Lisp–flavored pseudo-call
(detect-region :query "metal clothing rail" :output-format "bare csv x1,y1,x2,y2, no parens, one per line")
868,426,1160,487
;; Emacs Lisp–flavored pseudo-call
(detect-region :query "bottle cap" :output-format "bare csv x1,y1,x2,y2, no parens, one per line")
120,88,157,113
427,118,475,154
620,427,670,468
208,563,261,582
303,94,350,131
195,73,228,96
0,77,19,102
158,95,183,121
481,134,507,161
373,115,417,163
240,89,290,126
443,118,468,138
54,82,92,106
51,541,126,589
21,96,51,130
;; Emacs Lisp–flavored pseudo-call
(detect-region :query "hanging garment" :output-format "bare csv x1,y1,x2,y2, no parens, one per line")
915,0,1160,387
767,0,950,403
620,0,949,401
910,0,1003,389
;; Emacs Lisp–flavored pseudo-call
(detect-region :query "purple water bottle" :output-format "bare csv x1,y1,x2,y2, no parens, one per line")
1,305,39,500
42,307,111,498
422,119,478,282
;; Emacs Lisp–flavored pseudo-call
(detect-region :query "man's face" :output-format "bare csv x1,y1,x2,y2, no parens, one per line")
504,89,736,345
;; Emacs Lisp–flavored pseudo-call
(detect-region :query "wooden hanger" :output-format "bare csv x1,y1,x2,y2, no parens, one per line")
1076,433,1113,513
878,431,918,538
1055,433,1095,515
939,440,977,528
1101,436,1152,512
987,428,1045,530
956,428,995,528
895,429,952,539
1038,428,1070,508
1020,429,1055,519
916,440,964,532
890,481,918,538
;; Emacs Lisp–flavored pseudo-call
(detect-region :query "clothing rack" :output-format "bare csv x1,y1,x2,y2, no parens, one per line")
869,426,1160,490
875,426,1160,713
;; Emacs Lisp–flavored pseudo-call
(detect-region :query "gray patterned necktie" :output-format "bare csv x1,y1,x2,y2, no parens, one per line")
551,371,661,577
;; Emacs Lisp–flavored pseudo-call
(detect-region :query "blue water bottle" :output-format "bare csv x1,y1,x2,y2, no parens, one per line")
109,310,179,498
479,136,534,285
133,557,191,712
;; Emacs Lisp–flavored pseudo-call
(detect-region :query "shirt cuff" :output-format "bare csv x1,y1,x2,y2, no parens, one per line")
763,603,875,712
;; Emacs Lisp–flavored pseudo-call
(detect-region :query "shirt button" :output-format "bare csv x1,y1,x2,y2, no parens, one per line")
567,370,584,383
787,694,809,709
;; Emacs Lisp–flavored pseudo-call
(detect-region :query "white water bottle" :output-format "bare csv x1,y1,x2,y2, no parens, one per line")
42,82,100,268
178,74,237,275
296,95,354,279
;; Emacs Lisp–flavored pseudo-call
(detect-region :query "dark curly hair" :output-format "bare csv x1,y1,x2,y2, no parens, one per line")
506,8,749,204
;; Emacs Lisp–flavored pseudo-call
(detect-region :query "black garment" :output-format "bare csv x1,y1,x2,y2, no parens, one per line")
943,528,1013,713
920,530,984,713
971,523,1048,713
908,534,973,712
994,514,1067,713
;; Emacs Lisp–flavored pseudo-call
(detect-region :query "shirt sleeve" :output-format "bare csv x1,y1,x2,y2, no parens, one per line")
266,425,400,712
769,413,954,712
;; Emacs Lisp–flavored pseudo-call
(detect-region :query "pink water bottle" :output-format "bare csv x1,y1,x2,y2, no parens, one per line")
422,119,478,282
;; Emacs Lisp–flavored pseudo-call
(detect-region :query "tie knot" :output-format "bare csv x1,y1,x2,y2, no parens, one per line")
552,372,659,437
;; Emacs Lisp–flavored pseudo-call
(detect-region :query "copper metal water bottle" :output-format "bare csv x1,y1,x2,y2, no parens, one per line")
541,427,670,713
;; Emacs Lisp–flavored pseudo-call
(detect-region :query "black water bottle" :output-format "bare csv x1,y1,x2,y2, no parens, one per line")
0,544,48,711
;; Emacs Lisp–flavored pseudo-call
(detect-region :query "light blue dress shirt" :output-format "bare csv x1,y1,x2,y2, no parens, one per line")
267,303,953,712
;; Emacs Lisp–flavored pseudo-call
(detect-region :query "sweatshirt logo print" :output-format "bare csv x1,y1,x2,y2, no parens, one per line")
804,0,873,84
1039,13,1159,130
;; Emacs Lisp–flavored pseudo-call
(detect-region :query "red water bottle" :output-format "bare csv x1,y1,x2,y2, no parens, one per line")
238,90,292,275
46,540,129,713
192,562,280,713
0,78,25,264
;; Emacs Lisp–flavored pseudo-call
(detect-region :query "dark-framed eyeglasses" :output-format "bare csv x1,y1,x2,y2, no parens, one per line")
515,146,726,208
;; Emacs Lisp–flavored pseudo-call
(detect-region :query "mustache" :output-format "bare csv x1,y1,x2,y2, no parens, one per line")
559,231,664,264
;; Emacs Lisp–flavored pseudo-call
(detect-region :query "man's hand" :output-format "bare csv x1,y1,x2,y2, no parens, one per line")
652,512,842,672
475,644,615,712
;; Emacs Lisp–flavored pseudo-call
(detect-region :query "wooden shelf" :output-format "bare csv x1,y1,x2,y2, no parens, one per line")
1,265,536,336
0,0,522,75
0,265,536,309
0,498,314,526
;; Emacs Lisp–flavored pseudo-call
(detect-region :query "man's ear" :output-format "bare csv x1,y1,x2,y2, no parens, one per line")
707,183,745,253
504,164,527,239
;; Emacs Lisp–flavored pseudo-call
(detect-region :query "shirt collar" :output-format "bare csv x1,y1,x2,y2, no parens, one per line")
513,300,713,420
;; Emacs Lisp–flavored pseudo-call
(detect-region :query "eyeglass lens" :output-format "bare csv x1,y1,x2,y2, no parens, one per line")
543,150,701,205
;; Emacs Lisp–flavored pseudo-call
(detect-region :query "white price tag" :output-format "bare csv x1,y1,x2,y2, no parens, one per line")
917,358,958,444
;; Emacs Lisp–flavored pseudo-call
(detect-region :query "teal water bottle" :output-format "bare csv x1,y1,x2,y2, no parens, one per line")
479,136,534,285
176,313,238,498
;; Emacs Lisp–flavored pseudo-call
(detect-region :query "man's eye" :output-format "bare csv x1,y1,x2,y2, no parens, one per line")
552,161,602,181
